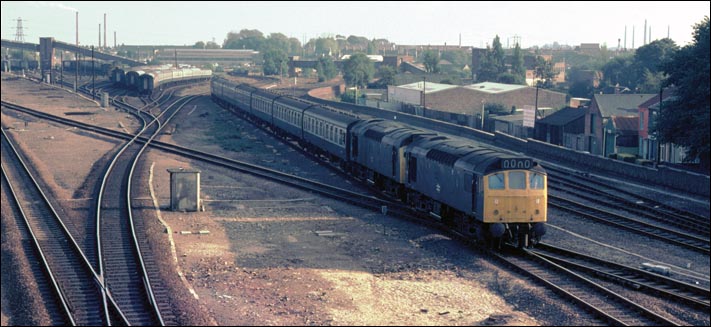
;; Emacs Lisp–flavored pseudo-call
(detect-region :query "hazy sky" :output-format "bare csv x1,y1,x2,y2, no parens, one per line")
2,1,709,49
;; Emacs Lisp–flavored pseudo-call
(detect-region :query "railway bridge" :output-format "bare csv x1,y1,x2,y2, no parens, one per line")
2,37,143,79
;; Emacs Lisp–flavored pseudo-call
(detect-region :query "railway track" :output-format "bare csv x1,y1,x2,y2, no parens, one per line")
532,243,710,311
549,195,710,254
546,165,709,229
492,246,680,326
96,92,194,326
3,93,705,325
1,167,71,326
1,128,128,325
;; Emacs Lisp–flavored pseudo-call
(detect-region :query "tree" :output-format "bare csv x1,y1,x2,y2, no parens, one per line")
476,46,498,82
600,55,637,91
314,37,337,57
262,48,287,76
422,50,439,73
205,41,220,49
569,80,594,99
264,33,291,54
634,38,678,75
223,29,265,50
497,72,523,85
475,35,507,82
376,65,397,87
657,16,710,169
491,35,505,75
343,53,374,89
316,56,337,82
534,56,556,89
193,41,205,49
511,43,526,83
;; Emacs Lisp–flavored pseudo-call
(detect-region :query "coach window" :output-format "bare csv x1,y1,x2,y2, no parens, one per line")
508,172,526,189
529,172,544,189
488,173,505,190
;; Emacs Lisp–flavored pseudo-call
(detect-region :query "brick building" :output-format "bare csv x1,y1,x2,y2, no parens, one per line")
396,82,565,115
586,93,656,156
387,81,566,135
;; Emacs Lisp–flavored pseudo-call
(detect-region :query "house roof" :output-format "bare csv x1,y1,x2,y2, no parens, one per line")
537,107,586,126
593,94,655,117
395,81,458,94
639,88,676,109
610,116,638,134
463,82,527,94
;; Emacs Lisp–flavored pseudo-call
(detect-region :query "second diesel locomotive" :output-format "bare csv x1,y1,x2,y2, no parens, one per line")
211,76,547,247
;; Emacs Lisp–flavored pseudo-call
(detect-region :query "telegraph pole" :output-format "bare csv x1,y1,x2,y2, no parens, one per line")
422,76,426,108
657,87,663,166
91,46,95,100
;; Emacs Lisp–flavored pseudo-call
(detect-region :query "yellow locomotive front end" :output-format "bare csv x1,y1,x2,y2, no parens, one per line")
482,167,547,247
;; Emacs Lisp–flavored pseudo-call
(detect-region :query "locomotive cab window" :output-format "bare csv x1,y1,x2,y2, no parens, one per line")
530,172,545,189
508,171,526,189
488,173,505,190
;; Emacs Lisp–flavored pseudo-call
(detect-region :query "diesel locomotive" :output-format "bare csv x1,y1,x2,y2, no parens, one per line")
211,76,547,247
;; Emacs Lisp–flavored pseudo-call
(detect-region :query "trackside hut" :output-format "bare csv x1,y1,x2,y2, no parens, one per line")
534,107,587,150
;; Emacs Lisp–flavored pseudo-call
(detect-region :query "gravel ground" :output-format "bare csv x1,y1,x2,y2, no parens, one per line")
2,74,708,326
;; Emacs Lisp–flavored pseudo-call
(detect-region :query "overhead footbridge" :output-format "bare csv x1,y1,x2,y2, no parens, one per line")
2,37,144,71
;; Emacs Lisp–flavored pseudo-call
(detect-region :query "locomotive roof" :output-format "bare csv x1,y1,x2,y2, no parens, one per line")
456,148,540,174
409,135,539,174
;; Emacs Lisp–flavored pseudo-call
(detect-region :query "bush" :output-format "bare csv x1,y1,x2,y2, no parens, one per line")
608,153,618,159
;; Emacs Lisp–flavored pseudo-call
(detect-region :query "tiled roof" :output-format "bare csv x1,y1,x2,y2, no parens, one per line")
611,116,638,132
593,94,656,117
537,107,586,126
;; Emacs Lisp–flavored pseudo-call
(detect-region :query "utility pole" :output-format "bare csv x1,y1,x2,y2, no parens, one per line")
535,82,540,119
75,52,78,92
60,51,63,88
481,100,485,130
422,76,426,108
657,87,663,166
91,46,95,100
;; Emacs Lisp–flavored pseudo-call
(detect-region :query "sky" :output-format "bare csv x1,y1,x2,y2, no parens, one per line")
2,1,709,49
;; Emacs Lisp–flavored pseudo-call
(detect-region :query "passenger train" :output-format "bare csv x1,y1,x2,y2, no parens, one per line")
110,66,212,95
211,76,547,247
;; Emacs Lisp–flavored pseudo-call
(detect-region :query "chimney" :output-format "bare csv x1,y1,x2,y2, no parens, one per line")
98,24,101,48
114,31,116,48
644,19,647,45
104,14,107,48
